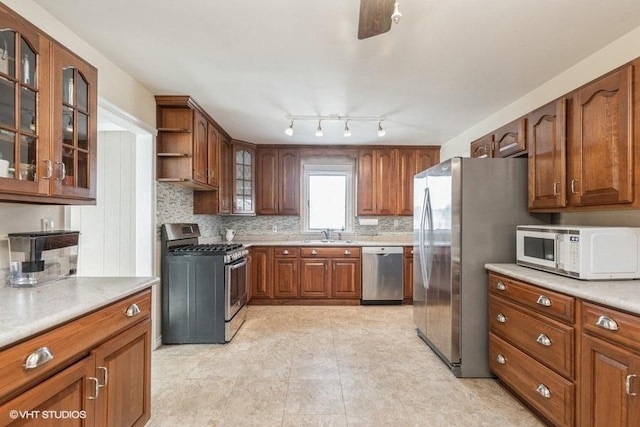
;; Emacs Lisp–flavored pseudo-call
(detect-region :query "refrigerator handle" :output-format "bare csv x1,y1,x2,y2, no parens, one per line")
425,187,434,281
419,188,430,289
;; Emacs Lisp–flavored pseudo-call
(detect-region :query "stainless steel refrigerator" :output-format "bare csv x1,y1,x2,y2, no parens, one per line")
413,157,548,377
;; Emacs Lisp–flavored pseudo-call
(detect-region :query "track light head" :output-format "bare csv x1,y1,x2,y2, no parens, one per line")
344,121,351,137
284,120,294,136
377,121,386,137
315,120,323,137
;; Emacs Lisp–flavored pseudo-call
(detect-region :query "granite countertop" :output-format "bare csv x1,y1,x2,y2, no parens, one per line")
0,276,159,349
199,236,412,247
485,263,640,315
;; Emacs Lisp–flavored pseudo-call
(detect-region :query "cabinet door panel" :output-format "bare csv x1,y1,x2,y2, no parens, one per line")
274,258,299,298
0,355,96,426
581,333,640,427
375,149,397,215
251,247,273,298
396,148,415,216
300,259,329,297
94,320,151,427
331,258,361,298
278,148,299,215
207,123,219,188
218,136,232,214
256,148,278,214
193,111,208,184
357,149,376,215
470,135,493,158
493,118,526,158
528,99,567,209
569,65,633,206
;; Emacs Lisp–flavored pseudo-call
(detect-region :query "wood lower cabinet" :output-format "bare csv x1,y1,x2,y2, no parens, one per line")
273,247,299,298
581,301,640,427
488,272,576,426
0,290,151,426
250,246,362,303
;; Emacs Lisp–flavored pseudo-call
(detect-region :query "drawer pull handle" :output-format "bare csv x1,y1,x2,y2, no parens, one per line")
536,295,552,307
496,313,507,323
626,374,637,396
496,282,506,291
536,334,552,347
536,384,551,399
97,366,109,388
24,347,54,370
87,377,100,400
283,250,289,255
125,303,141,317
344,250,351,255
596,315,619,331
496,354,506,364
311,250,318,255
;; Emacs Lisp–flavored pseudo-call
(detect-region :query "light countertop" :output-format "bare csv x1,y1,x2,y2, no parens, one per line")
485,263,640,315
199,236,412,247
0,276,159,349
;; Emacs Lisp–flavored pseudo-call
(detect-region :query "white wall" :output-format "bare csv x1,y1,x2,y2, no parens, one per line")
440,24,640,160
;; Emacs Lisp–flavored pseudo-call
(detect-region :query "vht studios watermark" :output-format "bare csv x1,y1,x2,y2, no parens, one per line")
9,410,87,420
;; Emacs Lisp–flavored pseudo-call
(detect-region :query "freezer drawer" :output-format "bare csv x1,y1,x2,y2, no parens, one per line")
361,246,403,303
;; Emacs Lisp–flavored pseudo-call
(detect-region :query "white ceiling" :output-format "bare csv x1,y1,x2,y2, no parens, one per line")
34,0,640,146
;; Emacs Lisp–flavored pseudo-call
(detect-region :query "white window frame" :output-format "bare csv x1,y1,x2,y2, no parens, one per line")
301,159,355,233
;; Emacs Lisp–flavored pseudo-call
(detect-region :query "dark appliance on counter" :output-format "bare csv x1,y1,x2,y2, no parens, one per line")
161,223,248,344
8,230,79,287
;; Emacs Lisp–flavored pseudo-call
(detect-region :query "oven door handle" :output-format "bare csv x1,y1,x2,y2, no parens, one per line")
228,258,247,270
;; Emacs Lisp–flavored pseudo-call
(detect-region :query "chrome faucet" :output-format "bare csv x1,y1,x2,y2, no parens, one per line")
321,229,331,241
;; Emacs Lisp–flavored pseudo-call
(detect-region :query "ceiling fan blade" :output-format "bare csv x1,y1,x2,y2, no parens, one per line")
358,0,395,40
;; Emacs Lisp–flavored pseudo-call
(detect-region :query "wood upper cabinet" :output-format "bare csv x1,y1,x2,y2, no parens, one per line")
256,147,299,215
567,64,634,207
232,141,255,215
528,99,567,210
156,96,221,191
207,122,219,188
493,118,526,158
357,148,397,215
470,134,493,158
0,3,98,204
397,148,439,216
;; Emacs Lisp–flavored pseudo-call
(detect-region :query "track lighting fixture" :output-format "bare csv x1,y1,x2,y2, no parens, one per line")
284,120,294,136
284,115,386,137
343,121,351,137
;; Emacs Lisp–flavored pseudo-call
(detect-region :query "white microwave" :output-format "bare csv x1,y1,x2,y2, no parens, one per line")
516,225,640,280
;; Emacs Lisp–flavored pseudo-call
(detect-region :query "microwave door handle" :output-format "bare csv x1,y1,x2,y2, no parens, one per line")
554,234,561,269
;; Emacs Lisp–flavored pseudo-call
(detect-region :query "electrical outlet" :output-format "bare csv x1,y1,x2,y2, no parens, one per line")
394,219,399,228
272,225,277,233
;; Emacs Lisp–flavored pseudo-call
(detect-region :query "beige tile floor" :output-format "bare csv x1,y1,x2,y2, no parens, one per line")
149,305,544,426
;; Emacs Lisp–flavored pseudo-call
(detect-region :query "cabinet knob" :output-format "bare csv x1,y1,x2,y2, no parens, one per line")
536,295,552,307
626,374,637,396
344,250,351,255
595,315,619,331
496,282,506,291
24,347,54,370
536,384,551,399
496,354,506,364
536,334,552,347
496,313,507,323
311,250,317,255
125,303,141,317
283,250,289,255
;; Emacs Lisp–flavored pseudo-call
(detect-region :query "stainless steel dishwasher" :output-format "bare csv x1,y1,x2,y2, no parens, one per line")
361,246,404,304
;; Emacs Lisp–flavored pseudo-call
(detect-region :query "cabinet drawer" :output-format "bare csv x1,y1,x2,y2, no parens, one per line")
0,289,151,402
489,334,574,427
300,247,361,258
489,295,574,379
582,301,640,352
273,247,299,258
489,273,575,323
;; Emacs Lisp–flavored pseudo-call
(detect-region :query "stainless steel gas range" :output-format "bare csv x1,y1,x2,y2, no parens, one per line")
160,223,248,344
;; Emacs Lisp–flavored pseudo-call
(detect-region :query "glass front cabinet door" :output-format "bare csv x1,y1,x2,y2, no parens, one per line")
0,14,50,196
51,44,97,200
